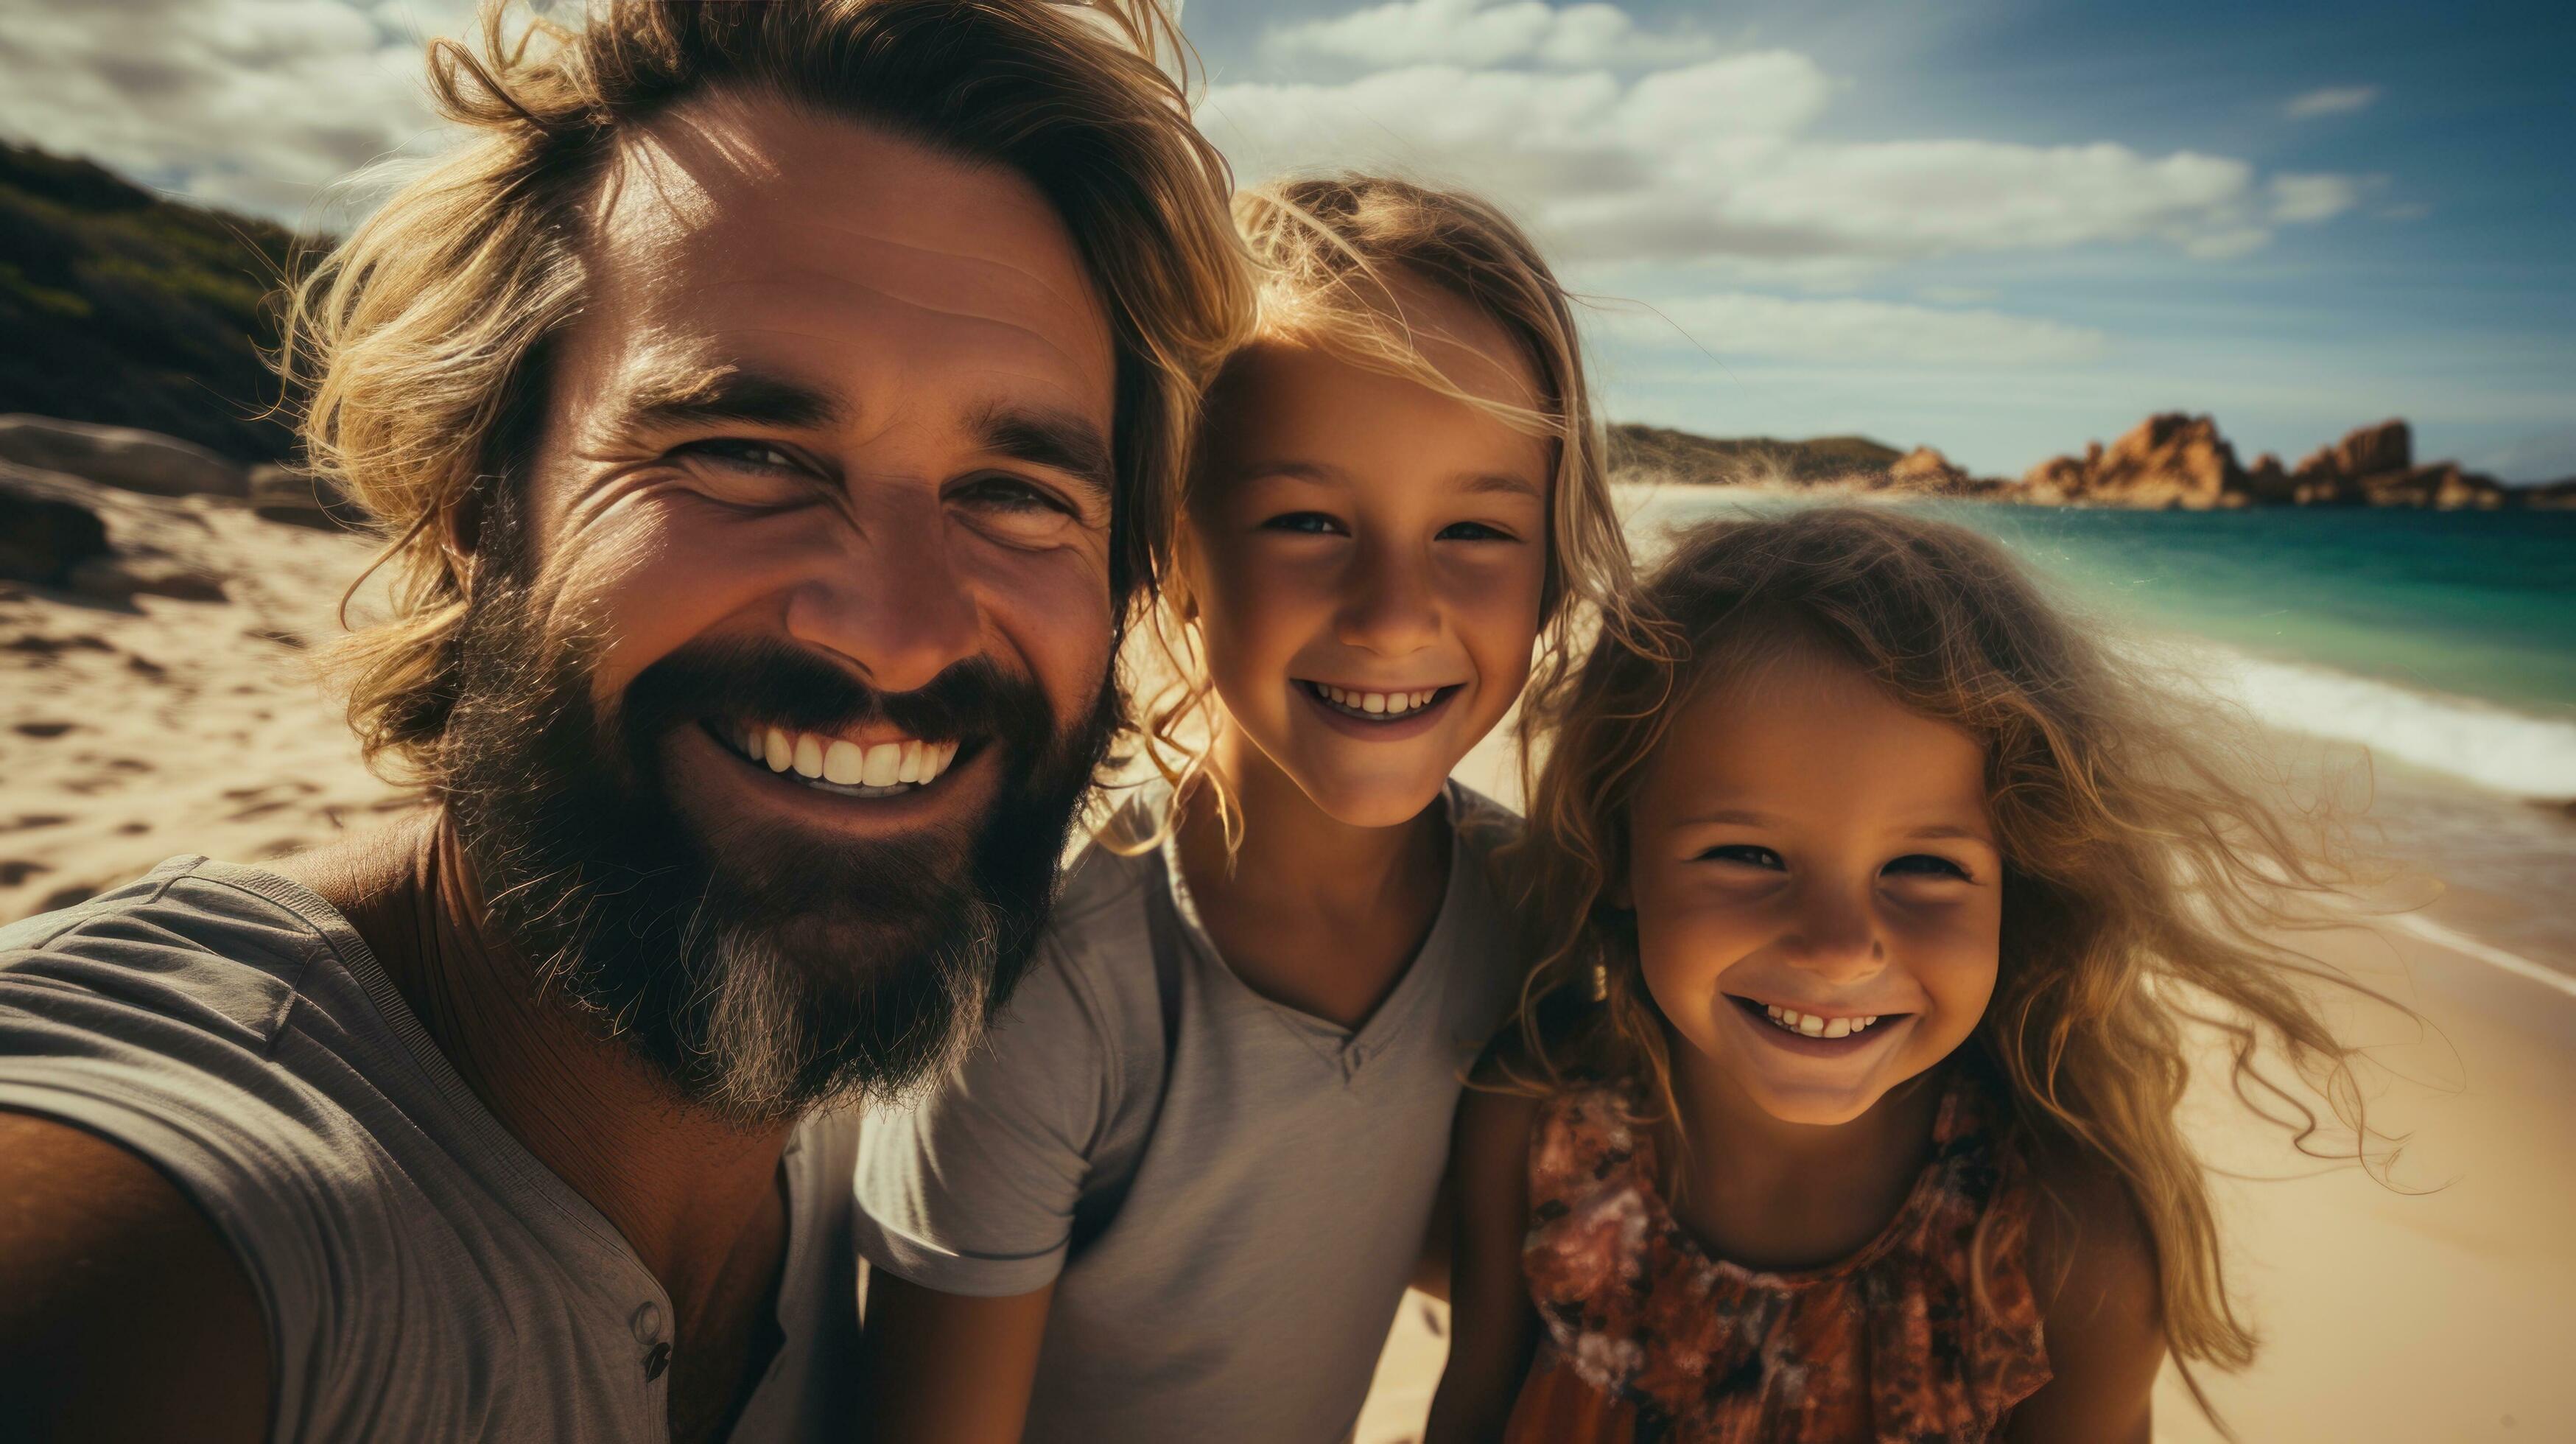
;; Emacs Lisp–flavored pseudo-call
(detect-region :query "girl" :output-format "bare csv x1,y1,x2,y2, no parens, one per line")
854,175,1648,1443
1430,506,2381,1443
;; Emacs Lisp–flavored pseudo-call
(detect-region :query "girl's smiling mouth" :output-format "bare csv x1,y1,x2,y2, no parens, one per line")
1724,992,1913,1054
1296,679,1461,721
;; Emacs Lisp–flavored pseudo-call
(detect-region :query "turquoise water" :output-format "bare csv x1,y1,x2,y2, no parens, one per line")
1625,493,2576,716
1615,489,2576,968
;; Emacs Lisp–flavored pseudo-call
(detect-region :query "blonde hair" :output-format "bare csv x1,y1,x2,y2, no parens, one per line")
1127,173,1654,836
1505,504,2390,1405
281,0,1253,785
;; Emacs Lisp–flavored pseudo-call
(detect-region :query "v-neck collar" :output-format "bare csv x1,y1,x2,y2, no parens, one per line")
1154,782,1469,1061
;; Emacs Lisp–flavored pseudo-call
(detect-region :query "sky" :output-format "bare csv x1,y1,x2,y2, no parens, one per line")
1,0,2569,480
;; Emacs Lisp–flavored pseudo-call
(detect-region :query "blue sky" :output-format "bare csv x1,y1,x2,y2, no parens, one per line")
2,0,2569,479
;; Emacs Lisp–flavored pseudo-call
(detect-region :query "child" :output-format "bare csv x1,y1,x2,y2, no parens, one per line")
854,175,1648,1443
1430,507,2379,1443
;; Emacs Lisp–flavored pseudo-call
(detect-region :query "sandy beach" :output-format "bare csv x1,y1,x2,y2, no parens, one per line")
3,481,2569,1443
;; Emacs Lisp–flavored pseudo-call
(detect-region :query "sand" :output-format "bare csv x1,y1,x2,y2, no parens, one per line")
4,489,2568,1443
0,486,403,922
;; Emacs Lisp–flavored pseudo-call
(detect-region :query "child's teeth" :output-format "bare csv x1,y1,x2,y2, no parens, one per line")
824,738,865,785
1797,1013,1825,1036
1363,692,1387,713
1823,1017,1852,1039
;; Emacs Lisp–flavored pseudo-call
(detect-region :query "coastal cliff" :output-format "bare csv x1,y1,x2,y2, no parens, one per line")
1610,415,2576,510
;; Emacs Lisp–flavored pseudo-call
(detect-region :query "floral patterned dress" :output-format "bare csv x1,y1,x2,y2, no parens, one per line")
1505,1070,2052,1443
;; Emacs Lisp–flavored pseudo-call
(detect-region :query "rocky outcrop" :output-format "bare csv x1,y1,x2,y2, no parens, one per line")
2019,415,2524,510
0,460,228,603
248,463,367,531
0,416,248,500
0,464,112,586
2019,413,2249,509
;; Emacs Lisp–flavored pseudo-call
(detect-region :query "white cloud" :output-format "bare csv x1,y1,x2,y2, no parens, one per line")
1266,0,1716,71
1602,292,2109,365
2285,85,2381,119
1202,48,2353,270
2269,172,2366,223
0,0,471,223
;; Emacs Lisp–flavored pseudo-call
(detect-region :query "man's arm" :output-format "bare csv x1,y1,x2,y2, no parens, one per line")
0,1111,270,1443
1423,1087,1541,1444
860,1272,1056,1444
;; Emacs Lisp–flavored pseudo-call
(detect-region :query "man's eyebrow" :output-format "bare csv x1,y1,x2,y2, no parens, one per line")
970,403,1115,500
611,364,842,435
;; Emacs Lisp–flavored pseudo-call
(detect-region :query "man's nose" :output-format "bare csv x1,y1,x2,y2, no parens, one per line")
784,497,981,695
1334,539,1442,656
1778,881,1885,986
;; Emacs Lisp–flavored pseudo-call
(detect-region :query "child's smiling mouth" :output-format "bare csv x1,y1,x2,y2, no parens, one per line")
1296,679,1461,722
1724,993,1912,1051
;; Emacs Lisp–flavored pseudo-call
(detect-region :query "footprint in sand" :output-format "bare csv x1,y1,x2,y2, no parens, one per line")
12,721,74,738
0,861,51,886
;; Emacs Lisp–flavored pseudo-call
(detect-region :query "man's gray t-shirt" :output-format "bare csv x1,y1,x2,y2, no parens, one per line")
0,857,863,1443
854,782,1525,1444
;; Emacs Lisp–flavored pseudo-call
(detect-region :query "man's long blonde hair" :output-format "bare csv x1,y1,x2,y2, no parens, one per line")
1126,173,1656,838
280,0,1253,785
1504,505,2396,1414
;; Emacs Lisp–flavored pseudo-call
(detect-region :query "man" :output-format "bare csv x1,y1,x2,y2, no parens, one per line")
0,3,1247,1440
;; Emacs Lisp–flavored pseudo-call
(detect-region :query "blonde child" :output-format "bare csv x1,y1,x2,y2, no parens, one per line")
1431,506,2378,1443
855,175,1645,1443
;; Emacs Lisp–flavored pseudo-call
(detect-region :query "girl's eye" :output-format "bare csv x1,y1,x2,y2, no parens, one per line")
1436,520,1518,542
1883,854,1971,880
1696,844,1784,870
1261,511,1346,536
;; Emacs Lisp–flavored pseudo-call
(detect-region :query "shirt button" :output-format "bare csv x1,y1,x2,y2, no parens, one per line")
631,1302,664,1344
643,1341,673,1382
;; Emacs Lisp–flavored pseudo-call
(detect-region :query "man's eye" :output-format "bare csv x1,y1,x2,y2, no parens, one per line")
1436,520,1518,542
1261,511,1345,536
1884,854,1971,880
955,475,1070,515
1696,844,1784,870
676,438,801,472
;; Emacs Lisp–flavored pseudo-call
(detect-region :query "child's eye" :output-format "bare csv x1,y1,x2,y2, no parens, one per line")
1883,854,1971,880
1696,844,1784,870
1261,511,1346,536
1436,520,1518,542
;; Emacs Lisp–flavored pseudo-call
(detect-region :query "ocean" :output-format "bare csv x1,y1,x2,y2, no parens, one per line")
1616,488,2576,977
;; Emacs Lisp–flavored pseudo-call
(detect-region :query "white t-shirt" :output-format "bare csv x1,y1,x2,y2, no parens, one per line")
0,856,864,1443
854,782,1526,1444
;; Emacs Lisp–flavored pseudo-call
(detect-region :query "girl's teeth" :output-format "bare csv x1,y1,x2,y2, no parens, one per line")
1761,1003,1881,1038
1319,684,1439,717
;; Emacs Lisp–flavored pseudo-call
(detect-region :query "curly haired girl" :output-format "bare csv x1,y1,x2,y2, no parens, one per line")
1430,505,2381,1443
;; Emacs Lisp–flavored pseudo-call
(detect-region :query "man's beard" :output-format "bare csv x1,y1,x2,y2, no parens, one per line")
437,566,1118,1126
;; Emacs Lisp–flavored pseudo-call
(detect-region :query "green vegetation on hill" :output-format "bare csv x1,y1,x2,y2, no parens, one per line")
1607,423,1904,485
0,141,304,463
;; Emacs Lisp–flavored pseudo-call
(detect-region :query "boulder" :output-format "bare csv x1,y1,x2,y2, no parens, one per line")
248,463,368,531
2316,418,2412,479
1886,446,1972,492
0,463,112,586
2022,413,2247,509
0,414,248,500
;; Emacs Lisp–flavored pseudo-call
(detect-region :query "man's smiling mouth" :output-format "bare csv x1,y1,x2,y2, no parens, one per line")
712,721,964,799
1297,680,1459,721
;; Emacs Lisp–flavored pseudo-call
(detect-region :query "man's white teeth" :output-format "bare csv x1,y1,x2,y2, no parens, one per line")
1763,1004,1882,1039
1318,684,1440,717
741,725,958,793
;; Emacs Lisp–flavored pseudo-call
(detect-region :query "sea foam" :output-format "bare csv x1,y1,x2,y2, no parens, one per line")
2191,642,2576,799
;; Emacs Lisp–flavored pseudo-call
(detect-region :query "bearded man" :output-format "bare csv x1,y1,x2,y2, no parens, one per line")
0,3,1249,1440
